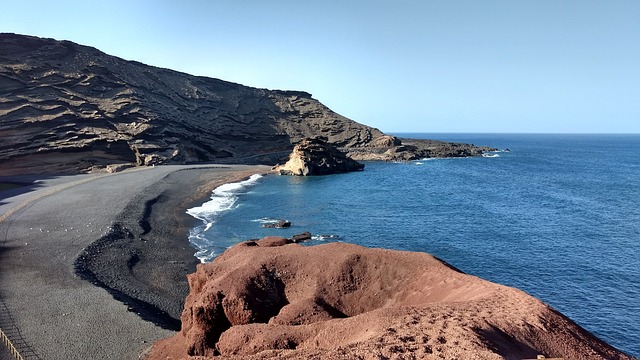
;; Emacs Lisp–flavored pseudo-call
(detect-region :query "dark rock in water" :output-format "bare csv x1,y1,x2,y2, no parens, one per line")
274,137,364,176
290,232,312,243
261,220,291,229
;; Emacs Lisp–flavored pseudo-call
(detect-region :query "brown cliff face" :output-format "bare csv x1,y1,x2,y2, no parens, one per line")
0,33,494,176
148,237,632,360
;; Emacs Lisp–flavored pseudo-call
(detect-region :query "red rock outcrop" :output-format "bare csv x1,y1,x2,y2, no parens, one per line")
148,237,632,359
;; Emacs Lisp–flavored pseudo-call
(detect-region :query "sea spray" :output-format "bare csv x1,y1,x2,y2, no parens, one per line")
186,174,263,262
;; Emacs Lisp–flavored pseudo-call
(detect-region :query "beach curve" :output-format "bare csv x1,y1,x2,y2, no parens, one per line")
0,164,270,360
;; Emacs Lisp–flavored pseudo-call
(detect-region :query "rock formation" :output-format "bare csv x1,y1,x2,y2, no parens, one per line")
347,135,493,161
1,33,494,176
261,220,292,228
148,237,632,360
274,137,364,176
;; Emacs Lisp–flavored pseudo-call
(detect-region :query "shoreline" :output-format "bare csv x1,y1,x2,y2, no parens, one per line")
0,164,271,359
74,166,272,329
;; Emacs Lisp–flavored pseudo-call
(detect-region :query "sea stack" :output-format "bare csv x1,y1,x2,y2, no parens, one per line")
148,237,632,359
274,137,365,176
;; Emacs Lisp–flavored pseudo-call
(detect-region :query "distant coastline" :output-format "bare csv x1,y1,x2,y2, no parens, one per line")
180,133,640,357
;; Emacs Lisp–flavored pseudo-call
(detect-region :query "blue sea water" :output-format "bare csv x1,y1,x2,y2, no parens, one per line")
187,133,640,357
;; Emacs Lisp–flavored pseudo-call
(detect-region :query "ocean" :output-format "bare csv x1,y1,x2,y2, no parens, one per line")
187,133,640,357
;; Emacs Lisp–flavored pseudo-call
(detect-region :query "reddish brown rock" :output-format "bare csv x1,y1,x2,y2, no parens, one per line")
148,238,632,360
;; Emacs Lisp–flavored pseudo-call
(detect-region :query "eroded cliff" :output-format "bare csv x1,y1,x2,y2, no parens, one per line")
148,237,631,359
1,33,493,175
0,34,382,174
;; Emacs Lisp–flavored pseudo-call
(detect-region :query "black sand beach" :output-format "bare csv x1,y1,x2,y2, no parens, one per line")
0,164,270,360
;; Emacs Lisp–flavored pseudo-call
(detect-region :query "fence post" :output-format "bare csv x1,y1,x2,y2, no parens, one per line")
0,327,24,360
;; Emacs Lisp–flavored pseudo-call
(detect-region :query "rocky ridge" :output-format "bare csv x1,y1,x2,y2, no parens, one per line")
1,33,493,175
148,237,632,359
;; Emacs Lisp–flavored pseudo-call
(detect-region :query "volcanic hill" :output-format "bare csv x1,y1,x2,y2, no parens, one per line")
1,33,492,175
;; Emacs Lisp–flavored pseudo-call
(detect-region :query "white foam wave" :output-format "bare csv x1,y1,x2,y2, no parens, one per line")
311,234,340,241
251,217,281,224
186,174,263,262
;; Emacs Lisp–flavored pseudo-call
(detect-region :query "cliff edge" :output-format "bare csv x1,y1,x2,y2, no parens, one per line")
148,237,632,360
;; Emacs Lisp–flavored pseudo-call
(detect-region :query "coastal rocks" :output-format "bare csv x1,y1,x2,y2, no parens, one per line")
104,163,135,173
261,220,291,228
148,238,632,360
290,231,312,242
274,137,364,176
347,137,497,161
368,135,402,148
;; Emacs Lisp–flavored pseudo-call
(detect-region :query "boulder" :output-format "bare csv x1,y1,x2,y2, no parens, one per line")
368,135,402,148
290,231,312,243
148,238,632,360
274,137,364,176
261,220,291,228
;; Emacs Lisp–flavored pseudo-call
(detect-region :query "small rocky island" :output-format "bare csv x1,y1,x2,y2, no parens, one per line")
274,137,364,176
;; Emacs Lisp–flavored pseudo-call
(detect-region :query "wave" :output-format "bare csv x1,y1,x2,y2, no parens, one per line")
186,174,263,262
311,234,341,241
251,217,282,224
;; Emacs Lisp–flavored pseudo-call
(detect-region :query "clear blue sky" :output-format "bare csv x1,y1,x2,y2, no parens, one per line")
2,0,639,133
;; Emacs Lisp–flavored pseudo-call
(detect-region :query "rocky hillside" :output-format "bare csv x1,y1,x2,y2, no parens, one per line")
0,33,492,175
148,237,632,359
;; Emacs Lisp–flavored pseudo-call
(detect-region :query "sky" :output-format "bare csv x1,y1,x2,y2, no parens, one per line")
2,0,639,133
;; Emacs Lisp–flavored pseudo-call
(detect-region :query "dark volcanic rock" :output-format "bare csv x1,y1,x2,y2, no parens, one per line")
261,220,291,228
347,137,496,161
274,137,365,176
290,231,312,243
0,33,495,175
148,238,632,359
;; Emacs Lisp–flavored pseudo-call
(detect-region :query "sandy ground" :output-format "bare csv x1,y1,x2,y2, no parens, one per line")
0,164,269,360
